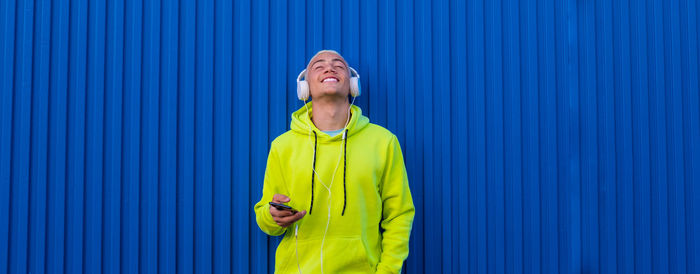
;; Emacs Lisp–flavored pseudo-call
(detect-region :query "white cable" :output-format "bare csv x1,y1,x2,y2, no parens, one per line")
295,224,302,274
301,96,355,273
319,140,343,273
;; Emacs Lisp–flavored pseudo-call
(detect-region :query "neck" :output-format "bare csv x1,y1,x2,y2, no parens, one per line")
311,97,351,131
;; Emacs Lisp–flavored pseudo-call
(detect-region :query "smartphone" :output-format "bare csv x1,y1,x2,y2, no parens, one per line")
269,202,298,214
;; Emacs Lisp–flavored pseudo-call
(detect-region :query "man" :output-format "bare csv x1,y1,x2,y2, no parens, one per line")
254,50,415,273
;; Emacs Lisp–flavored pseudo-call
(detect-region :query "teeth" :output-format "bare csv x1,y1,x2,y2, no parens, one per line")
323,78,338,82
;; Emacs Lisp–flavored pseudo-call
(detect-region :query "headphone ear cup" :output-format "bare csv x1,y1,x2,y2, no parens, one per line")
350,77,360,97
297,80,309,100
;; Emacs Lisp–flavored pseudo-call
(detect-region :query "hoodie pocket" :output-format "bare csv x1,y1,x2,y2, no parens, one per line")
276,236,373,273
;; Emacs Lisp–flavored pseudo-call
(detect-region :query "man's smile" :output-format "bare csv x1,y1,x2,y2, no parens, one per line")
322,76,339,83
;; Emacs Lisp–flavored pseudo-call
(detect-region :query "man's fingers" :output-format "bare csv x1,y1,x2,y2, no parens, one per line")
270,207,293,218
276,211,306,228
277,210,306,224
272,194,290,203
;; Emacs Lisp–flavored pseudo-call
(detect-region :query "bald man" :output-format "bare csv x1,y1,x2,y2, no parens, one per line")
254,50,414,273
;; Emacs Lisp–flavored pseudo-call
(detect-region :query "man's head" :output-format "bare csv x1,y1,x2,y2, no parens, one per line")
304,50,352,100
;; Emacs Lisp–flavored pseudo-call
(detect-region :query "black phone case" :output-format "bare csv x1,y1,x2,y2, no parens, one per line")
269,202,298,213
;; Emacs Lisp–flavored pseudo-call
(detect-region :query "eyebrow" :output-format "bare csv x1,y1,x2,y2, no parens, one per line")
311,58,346,67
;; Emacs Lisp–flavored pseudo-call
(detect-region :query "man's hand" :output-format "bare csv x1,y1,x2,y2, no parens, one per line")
270,194,307,228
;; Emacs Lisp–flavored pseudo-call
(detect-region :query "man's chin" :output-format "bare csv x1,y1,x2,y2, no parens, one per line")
314,90,349,98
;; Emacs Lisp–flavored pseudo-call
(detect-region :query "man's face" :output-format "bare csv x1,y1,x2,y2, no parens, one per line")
306,52,351,99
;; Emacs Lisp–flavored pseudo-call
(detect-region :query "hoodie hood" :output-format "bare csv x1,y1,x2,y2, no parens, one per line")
291,102,370,141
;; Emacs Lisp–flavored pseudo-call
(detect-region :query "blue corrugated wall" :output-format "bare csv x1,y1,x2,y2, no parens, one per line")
1,0,699,273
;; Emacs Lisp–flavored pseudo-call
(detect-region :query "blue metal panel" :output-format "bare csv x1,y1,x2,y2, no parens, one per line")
578,0,599,273
160,1,179,273
85,0,105,272
250,0,270,272
0,0,15,266
268,1,287,271
0,0,13,270
648,2,672,273
537,1,559,272
178,0,196,274
520,0,540,273
629,2,652,273
466,0,486,273
555,0,581,273
680,1,700,274
1,0,699,273
595,1,618,273
232,0,252,273
141,0,160,273
502,0,523,270
122,0,142,272
214,0,233,273
46,1,69,273
431,0,451,272
65,0,87,272
449,1,468,272
29,1,51,273
195,0,214,272
103,0,124,273
414,0,434,272
10,1,32,273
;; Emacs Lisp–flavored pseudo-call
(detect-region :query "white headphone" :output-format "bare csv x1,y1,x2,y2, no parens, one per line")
296,67,361,101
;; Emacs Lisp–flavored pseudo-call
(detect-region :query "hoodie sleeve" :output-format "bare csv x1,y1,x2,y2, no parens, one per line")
253,145,287,236
376,136,415,274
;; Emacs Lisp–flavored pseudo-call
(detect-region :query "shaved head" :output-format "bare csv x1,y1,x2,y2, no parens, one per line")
307,50,348,70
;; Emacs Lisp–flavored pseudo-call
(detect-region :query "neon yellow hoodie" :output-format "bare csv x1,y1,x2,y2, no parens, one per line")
254,102,415,273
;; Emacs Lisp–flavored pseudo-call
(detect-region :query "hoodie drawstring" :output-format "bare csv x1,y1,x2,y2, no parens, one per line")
341,129,348,215
310,131,317,214
309,129,348,216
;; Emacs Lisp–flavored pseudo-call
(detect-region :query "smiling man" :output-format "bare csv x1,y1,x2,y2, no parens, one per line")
254,50,415,273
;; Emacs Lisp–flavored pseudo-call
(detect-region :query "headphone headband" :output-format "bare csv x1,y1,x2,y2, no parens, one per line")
296,69,308,82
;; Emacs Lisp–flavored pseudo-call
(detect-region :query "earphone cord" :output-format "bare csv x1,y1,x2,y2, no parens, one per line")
295,224,301,274
301,97,354,274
